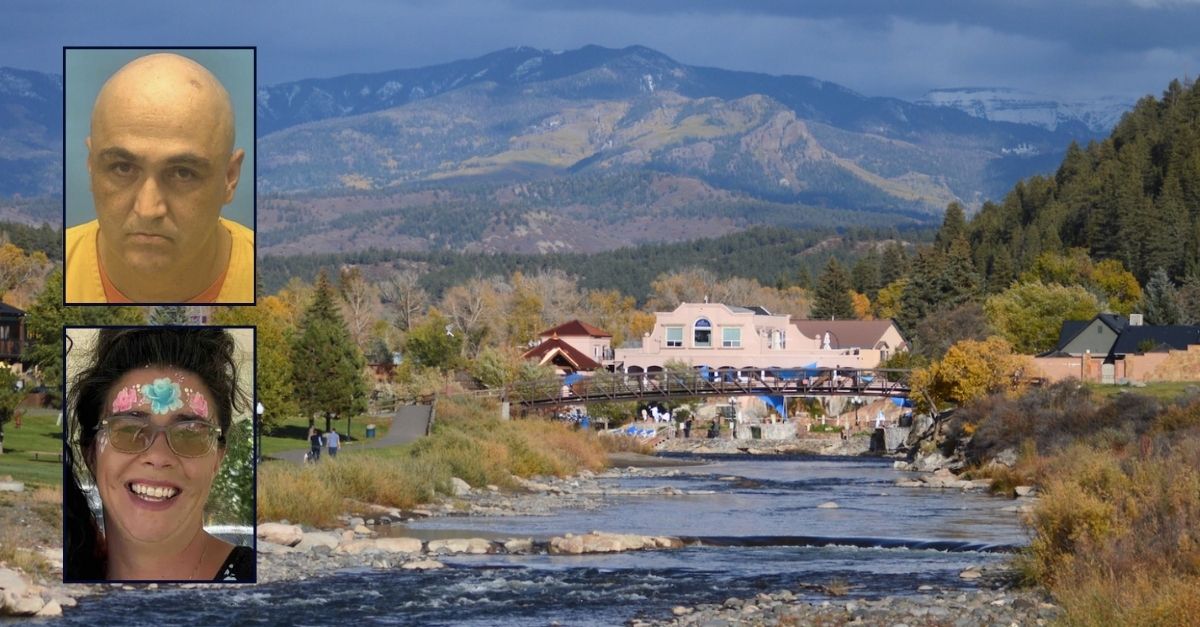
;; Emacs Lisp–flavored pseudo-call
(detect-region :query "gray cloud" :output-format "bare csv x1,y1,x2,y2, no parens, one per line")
512,0,1200,54
1,0,1196,102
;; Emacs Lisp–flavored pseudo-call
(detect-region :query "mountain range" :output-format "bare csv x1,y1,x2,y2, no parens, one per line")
0,46,1128,254
0,67,62,199
918,87,1134,134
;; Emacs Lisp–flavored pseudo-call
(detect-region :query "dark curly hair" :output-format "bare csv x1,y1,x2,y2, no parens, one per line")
64,327,247,581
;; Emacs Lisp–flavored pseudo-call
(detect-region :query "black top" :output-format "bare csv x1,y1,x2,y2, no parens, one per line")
310,433,323,448
214,545,255,582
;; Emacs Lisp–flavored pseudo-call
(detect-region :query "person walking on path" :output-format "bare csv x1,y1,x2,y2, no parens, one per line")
327,427,341,458
308,427,323,462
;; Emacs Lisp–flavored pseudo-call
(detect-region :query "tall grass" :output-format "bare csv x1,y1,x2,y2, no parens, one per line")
963,387,1200,625
258,463,343,527
260,396,614,526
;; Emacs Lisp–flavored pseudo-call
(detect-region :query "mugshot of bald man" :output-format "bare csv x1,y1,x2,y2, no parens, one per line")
65,52,254,304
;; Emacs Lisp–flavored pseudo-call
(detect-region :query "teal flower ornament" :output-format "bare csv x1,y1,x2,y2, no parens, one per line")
141,378,184,415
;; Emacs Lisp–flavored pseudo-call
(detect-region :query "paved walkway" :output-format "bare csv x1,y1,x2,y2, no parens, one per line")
268,405,433,464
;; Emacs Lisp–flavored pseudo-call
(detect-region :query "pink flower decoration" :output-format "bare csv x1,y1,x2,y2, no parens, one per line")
111,386,139,414
189,392,209,418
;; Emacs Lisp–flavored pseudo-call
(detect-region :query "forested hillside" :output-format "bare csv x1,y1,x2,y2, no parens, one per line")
260,225,932,302
968,78,1200,285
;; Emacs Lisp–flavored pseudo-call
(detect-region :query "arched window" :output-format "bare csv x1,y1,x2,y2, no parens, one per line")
693,318,712,348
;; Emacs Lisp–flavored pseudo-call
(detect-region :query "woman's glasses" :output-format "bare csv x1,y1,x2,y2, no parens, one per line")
97,415,223,457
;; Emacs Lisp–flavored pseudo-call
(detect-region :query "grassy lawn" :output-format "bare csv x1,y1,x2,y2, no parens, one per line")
0,407,64,487
260,413,393,459
1087,381,1199,401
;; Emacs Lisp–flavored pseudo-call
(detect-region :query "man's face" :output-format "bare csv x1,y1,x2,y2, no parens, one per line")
87,57,243,274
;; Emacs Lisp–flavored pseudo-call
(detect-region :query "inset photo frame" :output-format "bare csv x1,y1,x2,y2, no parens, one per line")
63,47,256,305
62,326,257,583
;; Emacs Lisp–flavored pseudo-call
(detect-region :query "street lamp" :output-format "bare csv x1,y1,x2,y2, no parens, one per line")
255,401,264,463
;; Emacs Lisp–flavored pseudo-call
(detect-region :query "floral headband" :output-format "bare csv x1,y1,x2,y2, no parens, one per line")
110,376,209,418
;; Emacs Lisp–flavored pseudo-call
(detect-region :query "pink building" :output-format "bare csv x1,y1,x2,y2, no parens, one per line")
612,303,907,374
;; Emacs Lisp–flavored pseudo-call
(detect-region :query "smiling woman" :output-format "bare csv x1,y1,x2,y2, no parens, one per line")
63,327,255,583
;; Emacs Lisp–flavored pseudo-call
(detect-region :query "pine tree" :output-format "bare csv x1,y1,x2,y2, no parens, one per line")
1142,267,1182,325
811,259,856,320
936,237,982,308
897,247,945,334
1177,273,1200,325
794,265,813,291
1141,175,1188,280
291,271,368,432
987,247,1015,294
851,250,882,298
880,242,908,285
935,202,968,252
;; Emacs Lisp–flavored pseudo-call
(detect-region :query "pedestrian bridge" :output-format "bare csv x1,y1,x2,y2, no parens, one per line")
500,368,912,408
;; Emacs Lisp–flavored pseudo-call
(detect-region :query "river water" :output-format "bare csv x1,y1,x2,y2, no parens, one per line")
44,455,1026,626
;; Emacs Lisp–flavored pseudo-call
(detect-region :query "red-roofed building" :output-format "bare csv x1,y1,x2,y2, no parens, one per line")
523,319,614,373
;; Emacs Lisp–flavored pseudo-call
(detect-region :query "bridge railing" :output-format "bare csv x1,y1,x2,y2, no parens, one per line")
499,367,911,407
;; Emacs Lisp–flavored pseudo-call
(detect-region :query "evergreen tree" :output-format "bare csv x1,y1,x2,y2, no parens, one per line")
897,247,944,334
1177,273,1200,325
986,247,1015,294
879,242,908,285
959,78,1200,298
1141,175,1188,279
291,271,368,432
1142,267,1182,325
794,265,813,291
935,202,968,252
811,259,856,320
936,237,981,308
851,250,882,298
149,306,189,325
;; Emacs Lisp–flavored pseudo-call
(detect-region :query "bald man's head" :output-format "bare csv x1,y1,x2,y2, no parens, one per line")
85,52,245,290
91,53,236,156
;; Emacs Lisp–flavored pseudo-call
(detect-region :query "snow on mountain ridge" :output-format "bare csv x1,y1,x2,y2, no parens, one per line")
919,87,1133,133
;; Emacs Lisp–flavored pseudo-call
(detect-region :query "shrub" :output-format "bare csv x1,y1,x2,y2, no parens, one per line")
258,463,343,527
1024,440,1200,624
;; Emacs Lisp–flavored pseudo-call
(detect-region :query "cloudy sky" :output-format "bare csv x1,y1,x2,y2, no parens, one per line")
4,0,1199,102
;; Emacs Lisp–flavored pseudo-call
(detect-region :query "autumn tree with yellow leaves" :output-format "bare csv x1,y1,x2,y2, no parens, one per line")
909,337,1033,413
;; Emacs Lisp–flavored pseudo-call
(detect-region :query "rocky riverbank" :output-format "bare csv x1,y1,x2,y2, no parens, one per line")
635,568,1062,627
257,463,704,583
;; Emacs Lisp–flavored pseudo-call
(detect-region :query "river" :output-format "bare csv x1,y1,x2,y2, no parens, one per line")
45,455,1025,626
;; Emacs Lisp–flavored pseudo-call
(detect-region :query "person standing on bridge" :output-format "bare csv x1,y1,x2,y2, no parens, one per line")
327,427,341,458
